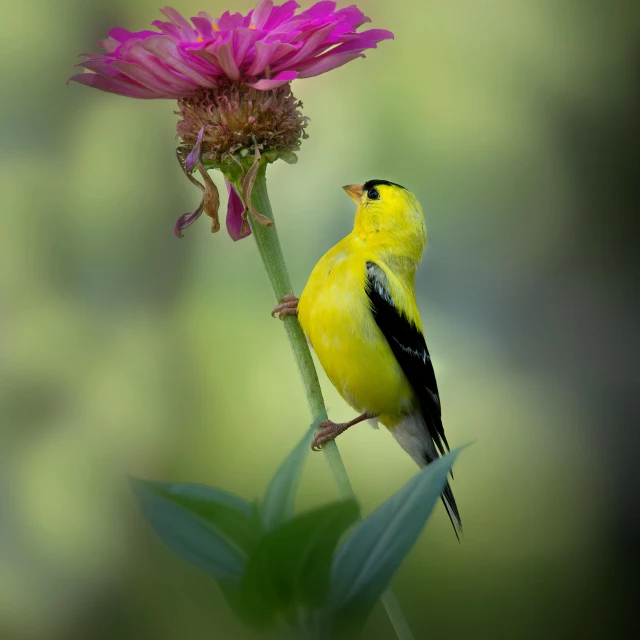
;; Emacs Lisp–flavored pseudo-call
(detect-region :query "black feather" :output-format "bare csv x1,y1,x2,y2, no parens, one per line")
363,179,407,191
365,262,449,455
366,261,462,538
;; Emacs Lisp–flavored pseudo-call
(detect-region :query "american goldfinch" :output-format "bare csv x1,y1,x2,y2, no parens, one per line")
272,180,461,536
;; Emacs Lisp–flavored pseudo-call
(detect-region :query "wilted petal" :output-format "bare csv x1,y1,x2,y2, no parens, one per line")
225,180,252,241
185,125,205,172
197,164,221,233
174,200,204,238
241,148,272,227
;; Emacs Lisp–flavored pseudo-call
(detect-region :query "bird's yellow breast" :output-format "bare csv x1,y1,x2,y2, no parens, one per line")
298,238,415,424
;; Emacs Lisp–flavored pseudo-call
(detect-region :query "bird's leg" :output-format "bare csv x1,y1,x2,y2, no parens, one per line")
312,412,378,452
271,294,299,320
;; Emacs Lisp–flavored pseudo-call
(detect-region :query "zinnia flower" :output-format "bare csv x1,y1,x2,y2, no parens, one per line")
70,2,393,239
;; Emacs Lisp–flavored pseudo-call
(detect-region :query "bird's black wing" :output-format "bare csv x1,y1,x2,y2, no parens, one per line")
365,261,449,456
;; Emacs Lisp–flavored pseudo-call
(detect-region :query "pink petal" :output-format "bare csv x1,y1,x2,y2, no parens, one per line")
225,180,251,241
275,23,335,69
191,16,215,40
151,20,181,40
159,6,197,40
108,28,158,43
77,58,157,91
247,70,297,90
111,60,184,96
334,6,370,29
329,29,395,53
296,52,364,78
232,28,259,69
142,36,217,87
127,41,199,92
68,73,158,99
249,0,274,29
216,35,240,80
218,11,245,31
246,40,296,76
300,1,338,20
97,37,120,53
263,1,300,30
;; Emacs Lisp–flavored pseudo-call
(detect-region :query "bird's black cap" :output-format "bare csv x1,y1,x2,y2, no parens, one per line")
363,179,406,191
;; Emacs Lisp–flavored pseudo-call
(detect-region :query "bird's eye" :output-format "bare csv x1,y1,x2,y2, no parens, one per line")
367,187,380,200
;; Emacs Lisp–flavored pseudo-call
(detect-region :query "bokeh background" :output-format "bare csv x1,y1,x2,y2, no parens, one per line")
2,1,639,638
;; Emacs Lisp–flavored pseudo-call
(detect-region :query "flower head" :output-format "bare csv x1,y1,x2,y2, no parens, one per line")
70,1,393,98
70,2,392,239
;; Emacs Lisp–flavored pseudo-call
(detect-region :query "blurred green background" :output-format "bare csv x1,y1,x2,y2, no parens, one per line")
2,0,638,638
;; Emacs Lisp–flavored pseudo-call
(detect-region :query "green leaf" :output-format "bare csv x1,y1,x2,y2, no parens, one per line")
322,449,463,635
279,150,299,164
132,479,263,583
241,499,359,626
261,416,323,530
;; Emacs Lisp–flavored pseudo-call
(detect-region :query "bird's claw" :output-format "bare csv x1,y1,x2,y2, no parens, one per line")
311,419,342,451
271,294,299,320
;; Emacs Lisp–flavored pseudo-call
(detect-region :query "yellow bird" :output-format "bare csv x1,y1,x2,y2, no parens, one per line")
272,180,461,536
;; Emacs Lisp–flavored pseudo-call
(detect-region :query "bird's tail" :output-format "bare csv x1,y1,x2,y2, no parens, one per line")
390,412,462,539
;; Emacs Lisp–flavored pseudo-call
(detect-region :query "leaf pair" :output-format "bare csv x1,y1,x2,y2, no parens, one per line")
134,420,463,637
132,419,352,627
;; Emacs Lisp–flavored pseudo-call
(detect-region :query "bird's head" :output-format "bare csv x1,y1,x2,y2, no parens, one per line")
343,180,427,261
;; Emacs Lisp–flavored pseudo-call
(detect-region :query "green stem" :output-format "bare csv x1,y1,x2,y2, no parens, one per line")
245,165,415,640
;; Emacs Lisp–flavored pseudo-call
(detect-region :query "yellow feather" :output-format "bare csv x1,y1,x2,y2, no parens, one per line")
297,183,427,427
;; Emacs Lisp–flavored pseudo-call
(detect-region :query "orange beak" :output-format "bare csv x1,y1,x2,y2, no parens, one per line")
342,184,364,203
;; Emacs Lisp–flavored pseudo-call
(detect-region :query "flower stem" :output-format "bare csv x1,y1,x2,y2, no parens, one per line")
246,165,415,640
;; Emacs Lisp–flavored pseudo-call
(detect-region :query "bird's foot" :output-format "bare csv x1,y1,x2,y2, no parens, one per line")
271,294,299,320
311,412,377,451
312,420,348,451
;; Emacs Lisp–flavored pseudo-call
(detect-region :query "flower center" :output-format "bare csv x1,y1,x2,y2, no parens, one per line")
176,82,309,168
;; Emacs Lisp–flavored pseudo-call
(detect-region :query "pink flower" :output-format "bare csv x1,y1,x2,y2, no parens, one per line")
70,2,392,240
70,2,393,99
